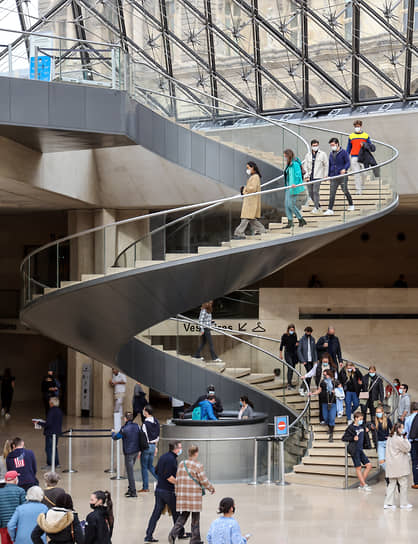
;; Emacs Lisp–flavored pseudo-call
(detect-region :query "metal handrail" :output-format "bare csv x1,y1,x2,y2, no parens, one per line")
164,314,311,432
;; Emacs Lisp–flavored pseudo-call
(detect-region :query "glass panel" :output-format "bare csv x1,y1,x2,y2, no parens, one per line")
258,0,302,49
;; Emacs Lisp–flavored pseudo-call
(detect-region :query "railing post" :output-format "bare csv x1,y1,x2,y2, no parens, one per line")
265,439,273,485
110,440,126,480
345,443,349,489
248,438,258,485
51,434,56,472
63,429,77,473
104,437,115,474
34,46,39,80
276,438,289,486
8,44,12,76
111,47,116,89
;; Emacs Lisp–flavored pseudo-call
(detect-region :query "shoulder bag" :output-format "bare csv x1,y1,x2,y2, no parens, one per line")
183,460,205,496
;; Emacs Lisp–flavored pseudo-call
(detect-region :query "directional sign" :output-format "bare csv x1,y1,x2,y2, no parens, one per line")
274,415,289,438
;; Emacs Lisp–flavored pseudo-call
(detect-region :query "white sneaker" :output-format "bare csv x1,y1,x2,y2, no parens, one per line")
192,356,204,360
400,504,413,509
384,504,396,510
308,198,314,206
213,358,223,362
358,485,372,492
311,207,320,214
323,209,334,216
348,205,355,211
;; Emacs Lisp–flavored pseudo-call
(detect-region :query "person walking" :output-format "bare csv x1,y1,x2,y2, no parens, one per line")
0,369,15,420
238,396,254,420
342,412,373,492
316,327,343,367
347,120,374,194
297,326,317,390
339,361,363,423
193,302,222,362
301,352,336,424
140,405,160,493
132,382,148,422
7,486,47,544
360,366,384,424
309,369,338,442
40,371,60,417
39,397,63,470
168,445,215,544
405,401,418,490
144,441,187,543
398,384,411,422
31,493,84,543
85,490,113,544
0,471,26,543
207,497,249,544
384,423,413,510
6,437,38,491
371,405,393,473
324,138,354,215
280,324,299,391
303,139,328,213
282,149,307,228
42,472,65,509
233,162,266,239
112,411,148,498
109,368,127,416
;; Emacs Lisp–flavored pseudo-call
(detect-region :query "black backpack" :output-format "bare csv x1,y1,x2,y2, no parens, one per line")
409,414,418,440
138,427,149,452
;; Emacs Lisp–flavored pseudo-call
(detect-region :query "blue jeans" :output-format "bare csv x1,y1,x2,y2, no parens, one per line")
45,434,59,466
377,440,387,470
285,191,303,222
345,391,359,422
322,403,337,427
141,443,157,490
194,329,218,360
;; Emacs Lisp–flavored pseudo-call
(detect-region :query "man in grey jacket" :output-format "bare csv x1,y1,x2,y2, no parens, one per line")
398,384,411,422
297,326,318,390
304,139,328,213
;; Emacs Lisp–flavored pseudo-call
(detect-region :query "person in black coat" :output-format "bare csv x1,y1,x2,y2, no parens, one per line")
309,369,338,442
339,362,363,423
279,324,299,390
132,382,148,422
85,490,113,544
361,365,384,423
297,326,318,389
358,140,380,178
342,412,373,491
316,327,343,366
40,398,63,469
31,492,84,544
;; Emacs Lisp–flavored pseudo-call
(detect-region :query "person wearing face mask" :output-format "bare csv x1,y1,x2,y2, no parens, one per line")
207,497,249,544
238,396,254,420
371,405,393,475
316,327,343,367
323,138,354,216
404,401,418,489
144,442,188,543
279,324,299,391
85,490,113,544
233,162,266,239
282,149,307,228
385,379,400,420
339,362,363,423
303,139,328,213
360,366,384,424
297,326,318,391
342,412,373,492
384,423,413,509
398,384,411,423
347,120,374,195
309,369,337,442
302,353,336,424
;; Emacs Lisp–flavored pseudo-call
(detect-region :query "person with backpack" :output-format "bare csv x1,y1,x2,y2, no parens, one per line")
85,490,113,544
31,492,83,544
189,385,223,419
309,369,338,442
140,405,160,493
112,411,148,498
197,395,218,421
405,401,418,489
342,412,373,492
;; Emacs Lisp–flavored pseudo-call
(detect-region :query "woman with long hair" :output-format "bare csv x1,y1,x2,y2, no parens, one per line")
384,423,412,509
85,490,114,544
238,396,254,420
279,324,299,391
283,149,307,228
31,493,84,544
309,369,338,442
233,162,266,239
207,497,249,544
193,301,222,362
372,405,393,474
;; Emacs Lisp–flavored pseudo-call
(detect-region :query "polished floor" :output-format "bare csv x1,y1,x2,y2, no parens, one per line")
1,405,417,543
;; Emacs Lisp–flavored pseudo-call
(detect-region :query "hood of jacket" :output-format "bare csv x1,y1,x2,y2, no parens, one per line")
7,447,25,459
37,507,74,534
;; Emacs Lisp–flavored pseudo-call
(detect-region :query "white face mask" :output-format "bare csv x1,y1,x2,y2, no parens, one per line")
354,127,362,133
246,168,252,176
311,146,319,152
330,145,338,152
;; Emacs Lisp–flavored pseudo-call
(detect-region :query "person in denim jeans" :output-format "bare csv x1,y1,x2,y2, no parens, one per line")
140,405,160,493
310,369,337,442
371,405,392,476
339,361,363,423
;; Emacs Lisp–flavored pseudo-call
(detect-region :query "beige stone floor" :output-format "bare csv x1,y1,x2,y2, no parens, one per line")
1,405,417,543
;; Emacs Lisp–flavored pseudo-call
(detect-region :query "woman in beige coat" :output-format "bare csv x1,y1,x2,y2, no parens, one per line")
233,162,266,239
384,422,412,510
169,445,215,544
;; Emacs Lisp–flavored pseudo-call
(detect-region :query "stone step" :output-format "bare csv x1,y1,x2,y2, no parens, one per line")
223,367,252,378
285,471,357,488
43,287,58,294
197,246,225,254
134,260,166,268
107,267,135,275
60,280,81,288
294,463,363,477
165,253,195,261
80,274,104,281
240,373,275,384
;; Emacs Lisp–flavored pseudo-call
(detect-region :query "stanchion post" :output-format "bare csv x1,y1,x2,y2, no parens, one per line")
63,429,77,473
345,443,349,489
265,439,273,485
276,438,289,486
51,434,56,472
110,439,127,480
248,438,258,485
105,437,115,474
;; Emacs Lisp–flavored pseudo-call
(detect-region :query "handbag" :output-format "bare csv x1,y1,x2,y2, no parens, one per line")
183,460,205,496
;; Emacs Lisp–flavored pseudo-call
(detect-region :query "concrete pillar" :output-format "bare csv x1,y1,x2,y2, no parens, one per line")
66,349,85,416
68,210,95,281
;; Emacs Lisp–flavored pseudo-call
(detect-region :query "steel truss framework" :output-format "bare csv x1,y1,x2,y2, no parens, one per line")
2,0,418,113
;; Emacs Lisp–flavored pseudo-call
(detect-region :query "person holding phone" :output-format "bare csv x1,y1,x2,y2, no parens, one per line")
207,497,249,544
384,422,413,510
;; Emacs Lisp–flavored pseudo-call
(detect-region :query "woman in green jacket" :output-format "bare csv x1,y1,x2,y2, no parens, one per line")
283,149,307,228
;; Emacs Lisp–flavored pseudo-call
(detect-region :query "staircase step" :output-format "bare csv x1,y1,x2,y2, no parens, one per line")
223,368,251,378
197,246,224,254
43,287,58,294
106,267,135,275
294,464,363,477
60,281,81,288
240,373,275,384
81,274,104,281
165,253,195,261
285,472,357,488
135,260,165,268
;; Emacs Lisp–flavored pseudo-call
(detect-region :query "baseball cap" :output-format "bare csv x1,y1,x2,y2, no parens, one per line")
5,470,18,481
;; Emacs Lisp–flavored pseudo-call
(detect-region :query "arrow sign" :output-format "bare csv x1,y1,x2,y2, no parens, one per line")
238,322,247,331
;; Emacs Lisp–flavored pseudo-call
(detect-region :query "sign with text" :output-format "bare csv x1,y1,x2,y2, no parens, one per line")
274,415,289,438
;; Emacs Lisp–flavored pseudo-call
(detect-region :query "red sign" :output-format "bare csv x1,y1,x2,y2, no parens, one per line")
278,420,286,431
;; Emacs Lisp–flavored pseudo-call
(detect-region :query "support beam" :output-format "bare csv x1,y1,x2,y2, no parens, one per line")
352,0,360,104
251,0,263,113
301,0,309,110
404,0,415,99
71,0,93,81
